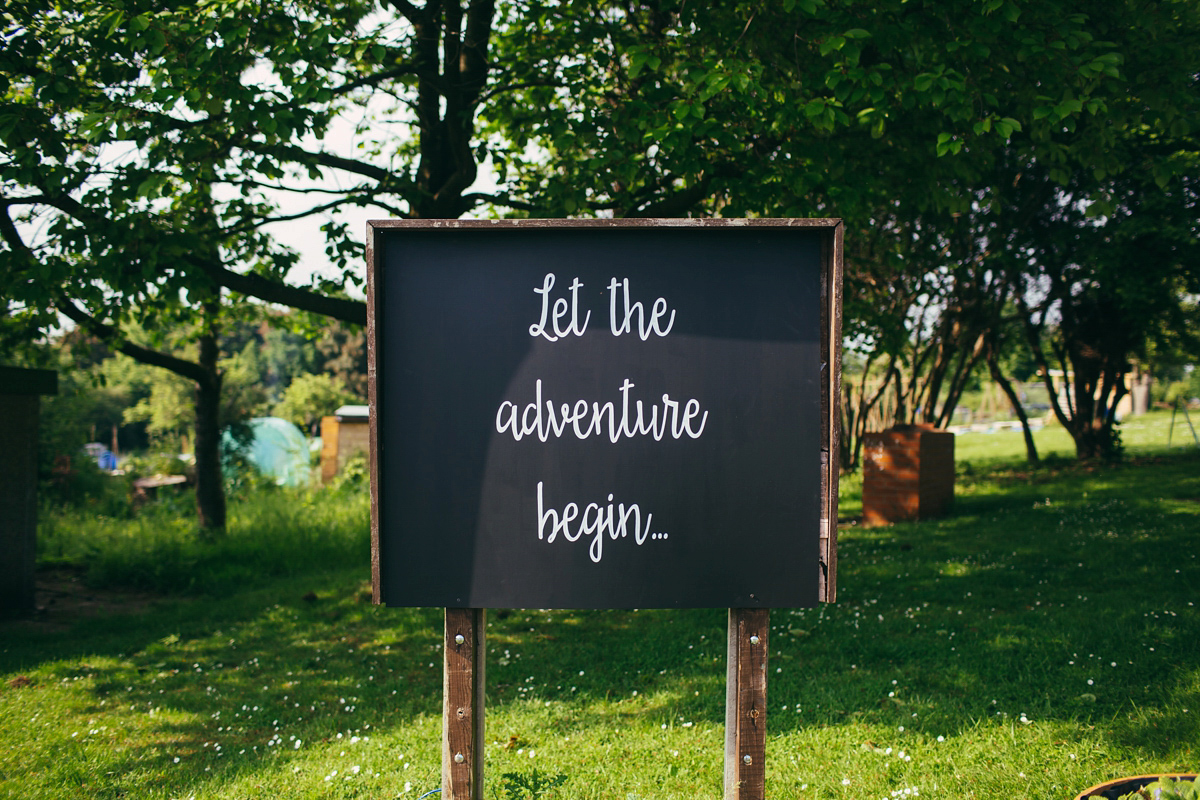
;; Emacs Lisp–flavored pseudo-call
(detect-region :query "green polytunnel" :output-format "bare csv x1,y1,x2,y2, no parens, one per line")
222,417,312,487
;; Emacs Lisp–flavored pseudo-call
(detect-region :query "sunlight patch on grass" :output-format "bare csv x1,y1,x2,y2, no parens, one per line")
5,439,1200,798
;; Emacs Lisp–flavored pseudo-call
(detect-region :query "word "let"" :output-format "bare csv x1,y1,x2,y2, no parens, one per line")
527,273,677,342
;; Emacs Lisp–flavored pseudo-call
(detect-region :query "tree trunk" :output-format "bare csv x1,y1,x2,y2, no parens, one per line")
55,297,231,530
1073,425,1106,460
987,354,1039,465
194,330,226,535
842,356,898,471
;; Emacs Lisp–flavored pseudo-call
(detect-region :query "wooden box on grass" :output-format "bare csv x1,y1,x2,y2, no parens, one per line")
862,424,954,527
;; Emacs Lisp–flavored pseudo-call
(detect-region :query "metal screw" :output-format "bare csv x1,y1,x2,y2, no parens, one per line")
749,635,760,645
455,634,465,646
743,754,752,765
454,752,465,764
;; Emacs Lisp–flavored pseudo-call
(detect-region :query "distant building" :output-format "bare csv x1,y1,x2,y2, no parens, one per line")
1048,368,1152,420
320,405,369,483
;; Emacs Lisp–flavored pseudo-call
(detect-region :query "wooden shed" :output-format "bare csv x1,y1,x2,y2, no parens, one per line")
320,404,369,483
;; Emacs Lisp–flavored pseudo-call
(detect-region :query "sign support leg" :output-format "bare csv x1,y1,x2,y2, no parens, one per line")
443,608,486,800
724,608,770,800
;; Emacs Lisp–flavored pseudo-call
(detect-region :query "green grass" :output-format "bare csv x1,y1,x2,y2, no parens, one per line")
2,414,1198,799
36,487,370,596
952,408,1199,466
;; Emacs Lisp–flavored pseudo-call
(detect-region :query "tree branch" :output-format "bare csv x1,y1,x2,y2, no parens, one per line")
388,0,426,23
331,64,420,97
462,191,538,211
56,300,214,388
192,258,367,326
628,180,712,218
238,142,397,183
627,163,743,218
222,196,372,237
476,79,567,107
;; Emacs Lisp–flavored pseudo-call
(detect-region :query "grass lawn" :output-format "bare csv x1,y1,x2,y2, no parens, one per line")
2,411,1198,799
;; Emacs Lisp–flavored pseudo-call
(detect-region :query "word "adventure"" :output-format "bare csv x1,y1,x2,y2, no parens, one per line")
495,378,709,443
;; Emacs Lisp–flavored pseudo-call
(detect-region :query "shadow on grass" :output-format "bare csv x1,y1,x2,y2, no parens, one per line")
3,452,1198,795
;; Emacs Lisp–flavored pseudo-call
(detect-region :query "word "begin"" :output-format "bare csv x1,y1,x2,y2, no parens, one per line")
537,482,664,564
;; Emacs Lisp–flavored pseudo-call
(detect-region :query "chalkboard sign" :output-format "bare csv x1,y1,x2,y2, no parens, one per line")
368,219,841,609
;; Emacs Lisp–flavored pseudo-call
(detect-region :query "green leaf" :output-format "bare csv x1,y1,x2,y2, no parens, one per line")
819,36,845,56
1053,98,1083,119
102,10,126,38
629,50,650,79
79,112,110,140
136,174,165,198
147,28,166,55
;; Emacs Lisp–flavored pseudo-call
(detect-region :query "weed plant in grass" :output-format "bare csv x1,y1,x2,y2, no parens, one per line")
2,415,1198,799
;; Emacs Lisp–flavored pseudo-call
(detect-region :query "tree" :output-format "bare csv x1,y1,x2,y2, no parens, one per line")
1011,159,1199,459
272,372,358,435
485,0,1159,220
1,0,382,530
117,332,269,446
5,0,1197,492
313,322,369,399
487,1,1188,470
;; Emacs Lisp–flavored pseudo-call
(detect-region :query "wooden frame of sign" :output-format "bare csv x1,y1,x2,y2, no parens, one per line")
367,218,842,800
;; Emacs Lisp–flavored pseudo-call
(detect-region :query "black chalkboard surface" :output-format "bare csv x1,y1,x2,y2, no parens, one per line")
368,220,840,609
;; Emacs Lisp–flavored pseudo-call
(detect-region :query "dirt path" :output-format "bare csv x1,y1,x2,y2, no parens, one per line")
2,569,160,633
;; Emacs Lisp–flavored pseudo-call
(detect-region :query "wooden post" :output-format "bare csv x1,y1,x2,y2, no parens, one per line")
724,608,770,800
443,608,486,800
0,367,56,620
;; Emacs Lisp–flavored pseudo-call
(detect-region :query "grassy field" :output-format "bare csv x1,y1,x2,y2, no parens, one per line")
1,411,1198,799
